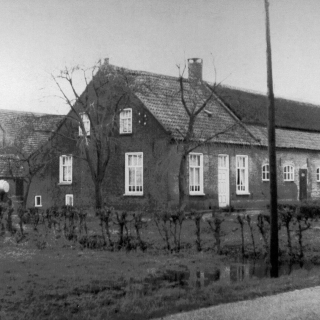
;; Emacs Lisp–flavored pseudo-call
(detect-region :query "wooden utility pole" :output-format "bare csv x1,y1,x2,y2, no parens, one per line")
264,0,279,277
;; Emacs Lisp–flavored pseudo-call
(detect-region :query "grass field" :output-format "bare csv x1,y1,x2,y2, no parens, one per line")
1,210,320,319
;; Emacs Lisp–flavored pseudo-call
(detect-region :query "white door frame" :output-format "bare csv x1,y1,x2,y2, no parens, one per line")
218,154,230,208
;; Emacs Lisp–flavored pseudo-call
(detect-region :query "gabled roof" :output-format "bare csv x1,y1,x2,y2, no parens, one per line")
215,85,320,132
54,62,320,152
115,67,259,146
0,109,63,155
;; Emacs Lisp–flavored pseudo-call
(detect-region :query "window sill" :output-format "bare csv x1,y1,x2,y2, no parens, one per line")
123,193,144,197
189,193,206,196
236,192,251,196
120,132,132,135
35,206,42,208
58,182,72,186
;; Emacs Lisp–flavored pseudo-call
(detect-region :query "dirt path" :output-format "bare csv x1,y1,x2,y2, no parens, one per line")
158,286,320,320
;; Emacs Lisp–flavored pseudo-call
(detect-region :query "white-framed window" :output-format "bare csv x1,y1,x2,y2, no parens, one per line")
189,153,204,195
262,164,270,181
79,113,90,136
283,165,294,181
120,108,132,134
236,155,249,194
317,168,320,182
35,195,42,207
59,155,72,184
125,152,143,195
65,194,73,206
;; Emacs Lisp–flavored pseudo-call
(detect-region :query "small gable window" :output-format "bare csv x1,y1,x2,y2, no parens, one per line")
35,195,42,207
317,168,320,182
120,109,132,134
59,155,72,184
262,164,269,181
283,165,294,181
65,194,74,206
189,153,204,195
79,113,90,136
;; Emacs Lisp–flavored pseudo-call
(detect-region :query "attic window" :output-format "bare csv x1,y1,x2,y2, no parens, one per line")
120,109,132,134
204,109,213,117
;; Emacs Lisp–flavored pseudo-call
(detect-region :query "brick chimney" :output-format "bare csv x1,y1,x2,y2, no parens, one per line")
188,58,203,82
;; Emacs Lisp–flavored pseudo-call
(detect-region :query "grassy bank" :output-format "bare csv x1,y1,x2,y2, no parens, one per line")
1,210,320,319
1,246,320,320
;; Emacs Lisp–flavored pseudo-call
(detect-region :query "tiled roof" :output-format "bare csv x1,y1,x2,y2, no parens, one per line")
117,67,258,146
0,155,22,177
215,85,320,132
246,124,320,151
0,109,63,155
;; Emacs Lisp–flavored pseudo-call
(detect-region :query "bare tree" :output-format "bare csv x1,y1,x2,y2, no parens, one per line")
51,60,145,209
4,117,60,209
175,62,239,211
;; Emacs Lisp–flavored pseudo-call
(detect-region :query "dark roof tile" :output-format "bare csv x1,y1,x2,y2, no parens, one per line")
215,85,320,131
123,68,258,146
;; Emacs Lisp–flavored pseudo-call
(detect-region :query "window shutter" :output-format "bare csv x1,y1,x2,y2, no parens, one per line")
200,154,203,193
125,153,128,194
59,156,62,183
245,156,249,192
70,156,73,183
120,113,123,133
140,152,144,192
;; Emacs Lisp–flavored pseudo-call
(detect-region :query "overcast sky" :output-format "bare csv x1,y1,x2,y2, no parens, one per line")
1,0,319,114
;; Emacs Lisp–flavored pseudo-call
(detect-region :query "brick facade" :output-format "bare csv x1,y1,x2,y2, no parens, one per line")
23,62,320,211
28,111,320,211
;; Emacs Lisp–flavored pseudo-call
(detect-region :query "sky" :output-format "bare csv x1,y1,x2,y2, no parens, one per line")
1,0,320,115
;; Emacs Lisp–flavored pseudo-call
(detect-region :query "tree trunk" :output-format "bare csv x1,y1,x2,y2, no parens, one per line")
178,153,187,211
23,181,31,210
95,181,103,209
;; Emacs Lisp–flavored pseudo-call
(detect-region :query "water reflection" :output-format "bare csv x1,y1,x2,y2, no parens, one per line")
145,261,316,290
192,260,315,287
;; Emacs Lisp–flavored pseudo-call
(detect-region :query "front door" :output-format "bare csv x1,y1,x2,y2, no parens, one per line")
299,169,307,201
218,155,230,208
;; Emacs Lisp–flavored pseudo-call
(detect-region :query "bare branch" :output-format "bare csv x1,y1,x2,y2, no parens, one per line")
188,123,238,153
178,76,191,117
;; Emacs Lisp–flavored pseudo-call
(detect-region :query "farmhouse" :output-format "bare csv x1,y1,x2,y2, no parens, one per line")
0,109,63,207
16,59,320,210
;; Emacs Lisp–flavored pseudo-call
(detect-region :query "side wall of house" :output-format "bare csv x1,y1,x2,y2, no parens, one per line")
28,124,320,211
166,144,320,210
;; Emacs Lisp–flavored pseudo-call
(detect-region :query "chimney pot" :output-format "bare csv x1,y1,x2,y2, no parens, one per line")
188,58,203,82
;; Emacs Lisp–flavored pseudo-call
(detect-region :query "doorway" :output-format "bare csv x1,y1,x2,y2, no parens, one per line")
218,154,230,207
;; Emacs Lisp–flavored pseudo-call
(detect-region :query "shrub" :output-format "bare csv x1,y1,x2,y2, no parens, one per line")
299,200,320,220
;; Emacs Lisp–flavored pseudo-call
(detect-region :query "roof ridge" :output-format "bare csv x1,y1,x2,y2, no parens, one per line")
0,108,62,116
219,84,320,108
109,64,183,82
